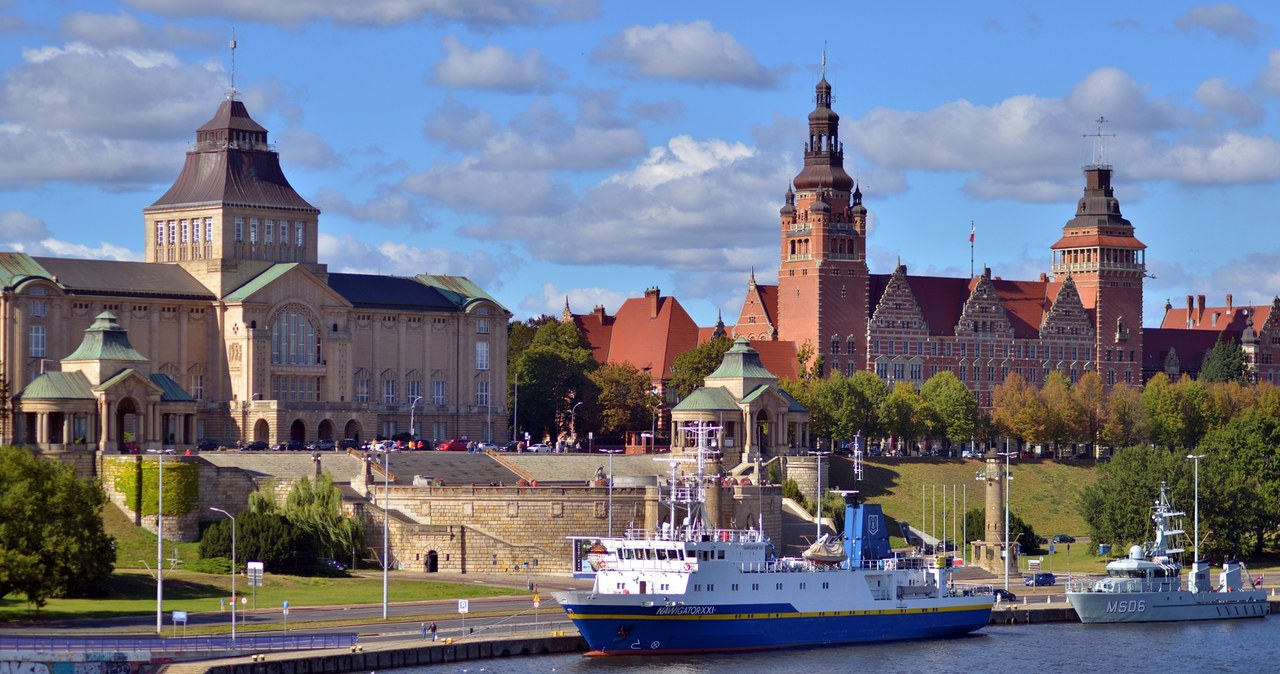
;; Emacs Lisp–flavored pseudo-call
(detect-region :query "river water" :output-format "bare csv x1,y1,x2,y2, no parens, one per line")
380,619,1275,673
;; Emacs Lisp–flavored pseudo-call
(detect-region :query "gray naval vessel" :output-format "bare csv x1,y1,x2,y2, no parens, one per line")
1066,482,1269,623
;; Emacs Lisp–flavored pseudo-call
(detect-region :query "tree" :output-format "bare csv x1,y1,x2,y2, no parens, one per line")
282,474,364,564
1142,373,1183,449
588,362,655,440
919,371,977,447
512,321,599,442
992,372,1045,445
963,507,1043,555
0,447,116,608
1200,337,1248,384
879,382,927,451
668,335,733,399
1073,371,1105,455
847,371,889,439
1102,381,1147,449
199,511,317,575
1196,410,1280,557
1040,371,1084,457
1078,446,1189,554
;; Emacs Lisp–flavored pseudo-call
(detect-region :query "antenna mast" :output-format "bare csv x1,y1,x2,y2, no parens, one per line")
1083,115,1115,168
227,29,238,100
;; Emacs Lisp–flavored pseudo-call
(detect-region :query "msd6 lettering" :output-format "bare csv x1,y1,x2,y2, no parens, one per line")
1106,600,1146,613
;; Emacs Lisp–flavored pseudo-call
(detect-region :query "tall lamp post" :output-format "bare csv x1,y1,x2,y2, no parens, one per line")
513,372,519,444
209,507,236,640
998,443,1015,592
1187,453,1204,555
153,450,164,635
570,401,582,450
808,450,831,539
374,448,391,620
407,395,423,445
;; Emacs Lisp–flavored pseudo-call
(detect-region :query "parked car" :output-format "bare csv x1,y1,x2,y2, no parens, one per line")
1025,572,1056,587
527,443,553,453
501,440,520,452
476,442,498,452
437,438,468,451
244,440,269,451
993,588,1017,602
1051,534,1076,544
196,439,220,452
273,440,304,451
339,439,360,450
318,557,348,571
310,439,336,451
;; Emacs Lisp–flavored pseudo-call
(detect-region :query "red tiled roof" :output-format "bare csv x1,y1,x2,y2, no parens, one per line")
992,278,1057,339
750,340,800,380
870,272,1059,340
571,312,615,364
1159,304,1270,332
758,284,778,324
606,293,701,380
1142,327,1224,377
1049,234,1147,250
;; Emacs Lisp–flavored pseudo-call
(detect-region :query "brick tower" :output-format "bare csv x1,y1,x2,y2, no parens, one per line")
1050,123,1145,388
776,74,869,377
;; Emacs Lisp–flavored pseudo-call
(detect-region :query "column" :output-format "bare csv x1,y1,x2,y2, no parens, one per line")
36,412,47,445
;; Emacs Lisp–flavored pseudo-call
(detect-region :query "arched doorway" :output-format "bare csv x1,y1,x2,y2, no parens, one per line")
253,418,270,442
343,419,362,441
116,397,140,450
318,419,335,440
290,419,306,442
426,550,438,573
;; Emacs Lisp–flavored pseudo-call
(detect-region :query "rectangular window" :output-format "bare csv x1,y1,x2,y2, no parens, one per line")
477,319,490,334
872,339,880,354
156,221,165,245
408,379,422,401
296,223,304,247
180,219,188,244
168,220,176,244
355,378,370,403
909,363,922,379
205,217,214,243
477,378,490,407
959,365,967,380
265,219,274,244
892,363,905,379
876,363,888,379
192,219,201,243
383,378,396,405
476,341,489,370
29,325,45,358
30,300,46,318
193,374,206,401
830,338,840,354
886,340,894,355
280,221,288,245
432,380,446,406
250,219,258,244
235,218,244,243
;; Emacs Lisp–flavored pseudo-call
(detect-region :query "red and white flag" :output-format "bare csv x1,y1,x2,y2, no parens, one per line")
969,222,975,243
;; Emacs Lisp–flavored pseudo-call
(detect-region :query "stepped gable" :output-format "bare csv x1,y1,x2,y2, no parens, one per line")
733,271,778,341
1040,276,1096,339
150,99,318,213
954,268,1015,339
869,263,932,335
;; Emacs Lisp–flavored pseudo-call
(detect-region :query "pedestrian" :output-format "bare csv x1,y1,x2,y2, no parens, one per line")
429,621,438,641
420,622,427,641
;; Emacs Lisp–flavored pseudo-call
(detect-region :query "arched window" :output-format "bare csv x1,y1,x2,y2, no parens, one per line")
271,306,321,365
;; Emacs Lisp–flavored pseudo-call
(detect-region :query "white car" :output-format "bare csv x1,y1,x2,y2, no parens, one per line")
527,443,552,453
476,442,498,452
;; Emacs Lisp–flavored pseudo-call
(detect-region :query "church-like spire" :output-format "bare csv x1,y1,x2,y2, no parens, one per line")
794,65,853,192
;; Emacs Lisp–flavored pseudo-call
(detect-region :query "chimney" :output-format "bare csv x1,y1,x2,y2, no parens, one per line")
593,305,606,321
645,287,661,319
1197,295,1206,324
1226,294,1233,313
1186,295,1194,328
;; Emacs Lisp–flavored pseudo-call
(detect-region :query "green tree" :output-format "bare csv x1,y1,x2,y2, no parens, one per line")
879,382,927,451
847,371,889,439
588,362,655,440
668,335,733,399
282,474,364,564
1078,446,1189,554
1196,410,1280,557
0,447,116,608
1142,373,1183,449
992,372,1045,445
1200,337,1248,384
919,371,977,447
199,511,317,575
512,321,599,441
1102,381,1147,449
963,507,1043,555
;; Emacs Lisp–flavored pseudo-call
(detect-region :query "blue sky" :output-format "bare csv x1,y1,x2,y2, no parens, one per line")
2,1,1280,328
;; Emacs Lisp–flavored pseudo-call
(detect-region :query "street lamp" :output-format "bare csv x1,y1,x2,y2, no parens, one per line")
602,448,623,534
151,450,164,635
209,507,236,640
997,442,1015,592
1187,453,1204,556
375,448,391,620
513,372,519,445
407,395,423,445
808,450,831,540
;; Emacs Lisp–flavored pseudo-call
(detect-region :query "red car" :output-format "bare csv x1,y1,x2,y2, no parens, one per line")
437,438,468,451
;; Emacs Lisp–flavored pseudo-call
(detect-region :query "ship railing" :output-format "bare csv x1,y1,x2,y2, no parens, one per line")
631,526,766,544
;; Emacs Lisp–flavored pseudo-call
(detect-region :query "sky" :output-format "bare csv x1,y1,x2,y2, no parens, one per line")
3,2,1280,329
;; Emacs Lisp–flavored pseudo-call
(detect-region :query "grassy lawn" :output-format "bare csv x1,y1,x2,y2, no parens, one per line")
0,569,515,622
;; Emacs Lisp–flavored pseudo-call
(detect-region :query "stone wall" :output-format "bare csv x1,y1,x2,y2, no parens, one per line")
100,454,269,542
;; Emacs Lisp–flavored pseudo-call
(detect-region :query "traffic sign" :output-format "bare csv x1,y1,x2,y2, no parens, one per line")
283,600,289,609
458,599,469,614
241,596,248,605
533,594,541,608
247,561,265,587
172,610,188,623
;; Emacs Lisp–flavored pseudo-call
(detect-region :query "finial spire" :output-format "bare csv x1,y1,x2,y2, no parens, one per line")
227,29,239,100
821,43,827,79
1083,115,1115,168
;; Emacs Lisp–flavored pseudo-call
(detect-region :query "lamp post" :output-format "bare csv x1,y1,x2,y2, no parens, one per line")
513,372,519,444
407,395,423,445
209,507,236,640
1187,453,1204,556
485,372,492,444
998,443,1015,592
155,450,163,634
377,448,391,620
808,450,831,540
603,448,623,534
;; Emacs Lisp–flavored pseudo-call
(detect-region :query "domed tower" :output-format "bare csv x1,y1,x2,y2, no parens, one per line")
776,73,869,375
1049,119,1145,388
143,94,323,297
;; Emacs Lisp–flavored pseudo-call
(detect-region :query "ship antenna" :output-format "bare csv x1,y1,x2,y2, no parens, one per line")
227,29,238,101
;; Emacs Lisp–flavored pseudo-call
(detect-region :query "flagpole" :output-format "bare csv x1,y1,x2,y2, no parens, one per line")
969,220,974,278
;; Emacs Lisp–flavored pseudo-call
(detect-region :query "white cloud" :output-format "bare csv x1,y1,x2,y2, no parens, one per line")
1132,132,1280,184
124,0,598,29
1174,3,1262,45
0,210,51,242
608,135,754,189
1256,49,1280,96
277,127,342,170
33,239,141,261
528,281,630,318
60,11,215,50
401,158,565,216
593,20,779,88
1193,78,1264,125
312,188,430,229
432,36,560,93
317,232,516,292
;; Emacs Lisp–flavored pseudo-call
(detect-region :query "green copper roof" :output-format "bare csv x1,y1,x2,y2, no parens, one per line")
63,312,148,362
0,253,55,290
150,373,196,402
224,263,300,302
15,372,94,401
706,337,777,381
416,274,508,312
672,386,739,412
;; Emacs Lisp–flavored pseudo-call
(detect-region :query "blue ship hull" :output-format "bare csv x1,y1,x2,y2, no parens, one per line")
562,601,992,654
